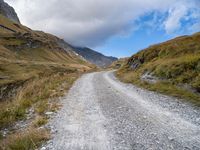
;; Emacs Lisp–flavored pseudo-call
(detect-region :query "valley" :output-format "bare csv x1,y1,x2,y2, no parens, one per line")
0,0,200,149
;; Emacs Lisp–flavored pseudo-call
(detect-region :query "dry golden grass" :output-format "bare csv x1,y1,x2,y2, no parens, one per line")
0,128,50,150
0,62,86,149
0,13,94,132
0,71,79,129
33,116,48,128
117,32,200,106
117,70,200,106
0,13,96,150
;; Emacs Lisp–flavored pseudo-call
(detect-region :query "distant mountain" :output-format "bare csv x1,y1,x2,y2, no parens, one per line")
73,47,118,67
117,32,200,105
0,0,117,68
0,0,20,23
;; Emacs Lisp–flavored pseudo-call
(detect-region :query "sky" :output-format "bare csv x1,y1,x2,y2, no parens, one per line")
5,0,200,58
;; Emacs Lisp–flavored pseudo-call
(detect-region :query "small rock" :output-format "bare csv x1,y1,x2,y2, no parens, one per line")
168,136,174,141
39,126,45,130
196,118,200,122
27,116,31,120
41,147,46,150
2,131,7,137
45,112,54,115
47,140,52,144
151,132,157,136
116,131,123,135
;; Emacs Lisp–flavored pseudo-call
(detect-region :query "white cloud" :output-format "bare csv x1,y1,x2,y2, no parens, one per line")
4,0,200,47
164,4,187,33
163,0,200,34
192,23,200,31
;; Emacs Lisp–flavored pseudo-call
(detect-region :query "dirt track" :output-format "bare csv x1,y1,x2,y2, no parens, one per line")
45,71,200,150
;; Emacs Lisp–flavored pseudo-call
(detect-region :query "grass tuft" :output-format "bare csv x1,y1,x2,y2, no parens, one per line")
33,116,48,127
0,128,50,150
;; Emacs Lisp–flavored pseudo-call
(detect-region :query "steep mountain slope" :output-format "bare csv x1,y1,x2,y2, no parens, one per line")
0,14,94,87
117,32,200,105
0,8,95,148
0,0,20,23
74,47,118,67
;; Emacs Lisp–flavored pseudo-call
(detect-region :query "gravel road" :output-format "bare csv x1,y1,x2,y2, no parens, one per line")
45,71,200,150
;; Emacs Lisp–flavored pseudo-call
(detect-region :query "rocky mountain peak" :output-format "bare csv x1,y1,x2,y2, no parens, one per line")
0,0,20,23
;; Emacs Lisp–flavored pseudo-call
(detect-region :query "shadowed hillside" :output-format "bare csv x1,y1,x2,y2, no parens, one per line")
74,47,118,68
117,32,200,105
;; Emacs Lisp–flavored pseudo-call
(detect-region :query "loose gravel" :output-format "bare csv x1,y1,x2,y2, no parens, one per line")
44,71,200,150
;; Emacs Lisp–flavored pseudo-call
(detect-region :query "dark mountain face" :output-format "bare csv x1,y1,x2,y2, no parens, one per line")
0,0,20,23
73,47,118,67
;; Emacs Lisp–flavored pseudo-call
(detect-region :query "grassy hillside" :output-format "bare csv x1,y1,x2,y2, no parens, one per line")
0,14,95,149
117,32,200,106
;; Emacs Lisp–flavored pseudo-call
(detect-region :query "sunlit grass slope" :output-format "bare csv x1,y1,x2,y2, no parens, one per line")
117,32,200,105
0,14,95,149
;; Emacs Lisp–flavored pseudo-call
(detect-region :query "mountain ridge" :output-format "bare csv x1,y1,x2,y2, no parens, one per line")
0,0,117,68
73,47,118,67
